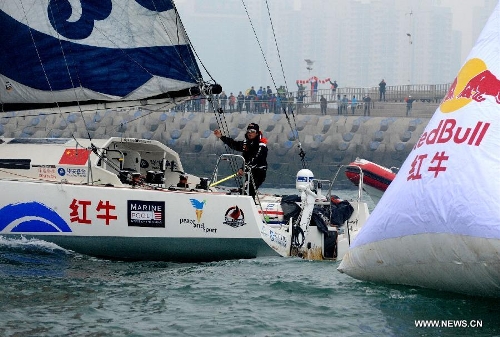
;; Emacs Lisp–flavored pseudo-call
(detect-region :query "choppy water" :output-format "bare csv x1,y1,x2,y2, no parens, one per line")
1,189,499,336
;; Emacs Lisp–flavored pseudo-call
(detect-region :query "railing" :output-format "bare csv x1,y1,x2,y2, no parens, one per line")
174,83,452,114
301,83,451,104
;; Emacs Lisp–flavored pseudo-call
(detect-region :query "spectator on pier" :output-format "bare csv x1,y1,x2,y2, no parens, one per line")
269,93,277,113
237,91,244,112
405,95,415,116
363,95,371,116
296,91,306,114
228,93,236,112
248,86,257,98
379,79,386,101
219,91,228,110
320,95,327,115
341,95,349,115
329,80,338,100
351,95,357,115
244,93,251,112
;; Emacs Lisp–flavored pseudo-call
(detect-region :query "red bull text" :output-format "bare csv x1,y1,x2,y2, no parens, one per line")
413,118,490,150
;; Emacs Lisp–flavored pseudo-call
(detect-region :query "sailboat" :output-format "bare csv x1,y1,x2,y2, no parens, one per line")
339,2,500,297
0,1,369,262
0,0,277,262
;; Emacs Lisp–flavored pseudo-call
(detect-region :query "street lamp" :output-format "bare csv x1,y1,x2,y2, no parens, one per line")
305,59,314,75
406,10,414,86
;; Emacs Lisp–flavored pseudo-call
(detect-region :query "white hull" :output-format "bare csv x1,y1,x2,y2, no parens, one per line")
0,137,370,262
0,137,285,261
0,179,279,261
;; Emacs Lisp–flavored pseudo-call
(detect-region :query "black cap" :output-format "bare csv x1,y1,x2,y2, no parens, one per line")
247,123,259,133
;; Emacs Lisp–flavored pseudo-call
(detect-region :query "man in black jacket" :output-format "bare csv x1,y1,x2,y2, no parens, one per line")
214,123,268,198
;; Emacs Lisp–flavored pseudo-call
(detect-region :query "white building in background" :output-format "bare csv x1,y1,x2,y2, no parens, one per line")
177,0,488,93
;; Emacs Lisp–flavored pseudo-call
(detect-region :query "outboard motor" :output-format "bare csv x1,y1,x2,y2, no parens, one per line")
294,169,338,260
296,169,316,230
296,169,314,191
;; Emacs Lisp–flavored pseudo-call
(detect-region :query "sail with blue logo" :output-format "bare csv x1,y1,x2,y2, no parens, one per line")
0,0,212,111
339,1,500,298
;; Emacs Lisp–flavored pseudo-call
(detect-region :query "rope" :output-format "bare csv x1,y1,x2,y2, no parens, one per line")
207,96,244,189
241,0,307,169
264,0,289,93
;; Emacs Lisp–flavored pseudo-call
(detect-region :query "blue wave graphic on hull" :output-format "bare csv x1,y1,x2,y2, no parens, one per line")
0,202,72,233
0,10,199,97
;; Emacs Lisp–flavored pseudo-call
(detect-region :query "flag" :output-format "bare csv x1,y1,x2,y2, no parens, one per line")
154,212,162,221
58,148,91,165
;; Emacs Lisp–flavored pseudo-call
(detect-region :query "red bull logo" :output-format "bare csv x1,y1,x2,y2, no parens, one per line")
441,58,500,112
413,118,490,150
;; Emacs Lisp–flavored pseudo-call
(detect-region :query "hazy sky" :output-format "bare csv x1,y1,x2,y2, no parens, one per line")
176,0,490,93
441,0,485,60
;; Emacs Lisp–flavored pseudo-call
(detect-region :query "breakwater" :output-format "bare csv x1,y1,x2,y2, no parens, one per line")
0,110,431,187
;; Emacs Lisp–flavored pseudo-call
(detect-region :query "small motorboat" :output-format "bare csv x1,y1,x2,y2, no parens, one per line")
345,158,396,205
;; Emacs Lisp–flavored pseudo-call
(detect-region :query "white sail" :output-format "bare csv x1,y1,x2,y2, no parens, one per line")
0,0,203,109
339,1,500,297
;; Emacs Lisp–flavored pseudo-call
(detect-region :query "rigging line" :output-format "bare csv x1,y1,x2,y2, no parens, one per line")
266,0,300,147
240,0,279,93
148,1,202,82
242,0,305,166
264,0,289,93
208,97,243,187
169,2,207,82
18,1,61,113
169,3,215,83
47,1,96,140
20,1,89,140
262,1,302,141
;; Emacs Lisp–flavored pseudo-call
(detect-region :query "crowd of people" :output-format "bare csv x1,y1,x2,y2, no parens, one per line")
175,85,299,114
172,78,417,116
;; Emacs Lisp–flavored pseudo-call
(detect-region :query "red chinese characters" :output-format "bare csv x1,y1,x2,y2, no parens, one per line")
407,118,490,181
407,151,450,181
69,199,117,225
96,200,118,225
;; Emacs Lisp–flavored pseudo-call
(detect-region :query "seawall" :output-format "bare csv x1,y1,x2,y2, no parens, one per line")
0,110,431,187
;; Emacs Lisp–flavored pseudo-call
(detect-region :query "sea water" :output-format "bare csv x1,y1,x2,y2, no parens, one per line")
0,189,499,337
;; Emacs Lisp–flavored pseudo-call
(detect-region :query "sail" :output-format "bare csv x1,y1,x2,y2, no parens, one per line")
0,0,203,110
339,1,500,297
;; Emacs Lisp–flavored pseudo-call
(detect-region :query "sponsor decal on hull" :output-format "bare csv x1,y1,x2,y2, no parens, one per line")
128,200,165,228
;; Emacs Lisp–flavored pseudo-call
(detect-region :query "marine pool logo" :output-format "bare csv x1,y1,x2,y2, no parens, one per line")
127,200,165,228
0,202,71,233
441,58,500,113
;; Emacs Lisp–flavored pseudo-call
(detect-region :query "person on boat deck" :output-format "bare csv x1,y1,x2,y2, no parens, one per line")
214,123,268,198
177,175,189,188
